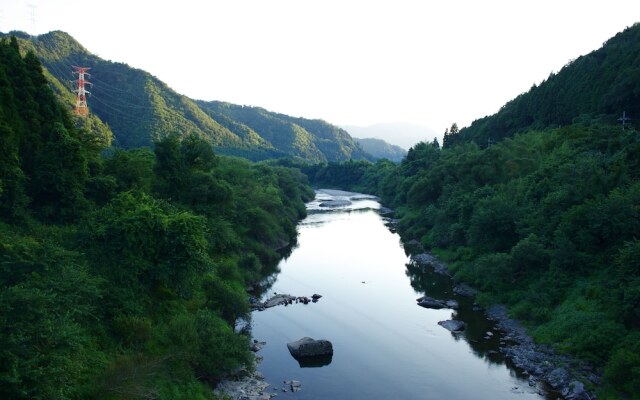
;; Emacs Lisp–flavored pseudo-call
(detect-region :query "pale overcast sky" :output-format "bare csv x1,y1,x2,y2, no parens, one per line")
1,0,639,138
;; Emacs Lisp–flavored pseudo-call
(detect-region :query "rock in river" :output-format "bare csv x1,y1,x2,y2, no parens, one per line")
319,199,352,208
417,295,458,310
287,337,333,358
438,320,466,332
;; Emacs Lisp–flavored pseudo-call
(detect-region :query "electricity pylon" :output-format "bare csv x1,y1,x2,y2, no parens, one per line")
73,66,91,117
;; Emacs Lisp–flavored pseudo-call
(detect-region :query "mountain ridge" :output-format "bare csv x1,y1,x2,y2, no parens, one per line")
354,137,406,162
450,23,640,147
5,30,371,163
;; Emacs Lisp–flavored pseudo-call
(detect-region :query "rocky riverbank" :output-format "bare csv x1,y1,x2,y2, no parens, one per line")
410,251,597,400
214,340,305,400
213,340,270,400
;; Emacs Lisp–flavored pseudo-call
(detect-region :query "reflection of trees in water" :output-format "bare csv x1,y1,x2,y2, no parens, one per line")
404,260,511,368
405,262,452,298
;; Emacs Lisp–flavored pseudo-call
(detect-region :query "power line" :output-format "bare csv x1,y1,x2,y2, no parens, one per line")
89,76,132,92
91,84,153,110
90,94,146,123
28,33,155,124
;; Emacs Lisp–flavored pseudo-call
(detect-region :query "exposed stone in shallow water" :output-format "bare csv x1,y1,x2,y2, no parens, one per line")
438,320,466,332
416,295,458,310
411,252,451,276
287,337,333,358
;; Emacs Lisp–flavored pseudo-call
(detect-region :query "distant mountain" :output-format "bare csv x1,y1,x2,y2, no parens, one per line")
452,23,640,147
6,30,370,163
343,122,438,150
354,138,406,162
196,101,371,163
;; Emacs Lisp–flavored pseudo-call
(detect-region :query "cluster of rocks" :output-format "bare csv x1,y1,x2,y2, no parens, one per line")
415,295,466,333
250,293,322,311
411,252,451,276
214,340,272,400
215,337,319,399
214,374,272,400
416,295,459,310
486,305,596,400
282,380,302,393
411,248,597,400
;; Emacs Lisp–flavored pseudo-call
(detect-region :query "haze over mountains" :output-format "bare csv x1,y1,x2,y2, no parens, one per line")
353,138,406,163
343,122,438,150
3,30,411,163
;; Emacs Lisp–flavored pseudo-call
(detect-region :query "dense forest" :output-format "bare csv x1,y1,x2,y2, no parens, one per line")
305,24,640,400
0,36,314,399
449,23,640,147
196,101,371,163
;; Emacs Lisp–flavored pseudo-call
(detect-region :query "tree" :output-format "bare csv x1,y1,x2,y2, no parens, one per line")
443,123,460,148
31,122,89,222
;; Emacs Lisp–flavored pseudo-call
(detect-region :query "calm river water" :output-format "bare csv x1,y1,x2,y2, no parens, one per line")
251,190,551,400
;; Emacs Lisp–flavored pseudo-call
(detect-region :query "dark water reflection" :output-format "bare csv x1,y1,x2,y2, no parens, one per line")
250,190,549,400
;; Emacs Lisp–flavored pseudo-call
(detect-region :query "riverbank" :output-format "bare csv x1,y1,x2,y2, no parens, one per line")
410,249,597,400
213,340,276,400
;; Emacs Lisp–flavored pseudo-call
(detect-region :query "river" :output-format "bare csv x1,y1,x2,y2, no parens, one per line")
250,189,551,400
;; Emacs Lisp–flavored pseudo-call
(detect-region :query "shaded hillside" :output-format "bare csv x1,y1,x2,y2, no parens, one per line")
355,137,406,162
197,101,371,162
450,23,640,147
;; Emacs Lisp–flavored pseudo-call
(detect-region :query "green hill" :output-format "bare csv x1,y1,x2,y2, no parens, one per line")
448,23,640,147
4,30,370,163
8,30,261,149
197,101,371,163
354,137,407,162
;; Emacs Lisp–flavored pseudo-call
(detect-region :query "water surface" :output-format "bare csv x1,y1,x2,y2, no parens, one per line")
251,190,547,399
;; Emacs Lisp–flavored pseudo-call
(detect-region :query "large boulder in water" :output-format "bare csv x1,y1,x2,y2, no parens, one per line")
287,337,333,358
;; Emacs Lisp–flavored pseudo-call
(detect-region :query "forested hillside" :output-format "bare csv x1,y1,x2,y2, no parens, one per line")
0,36,314,400
10,31,255,150
3,30,370,163
197,101,371,162
304,24,640,400
354,137,407,162
449,23,640,147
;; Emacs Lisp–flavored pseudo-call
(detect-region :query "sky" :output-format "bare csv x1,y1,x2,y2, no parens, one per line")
1,0,639,142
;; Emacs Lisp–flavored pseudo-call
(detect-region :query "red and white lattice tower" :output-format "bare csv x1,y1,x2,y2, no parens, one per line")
72,66,91,117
